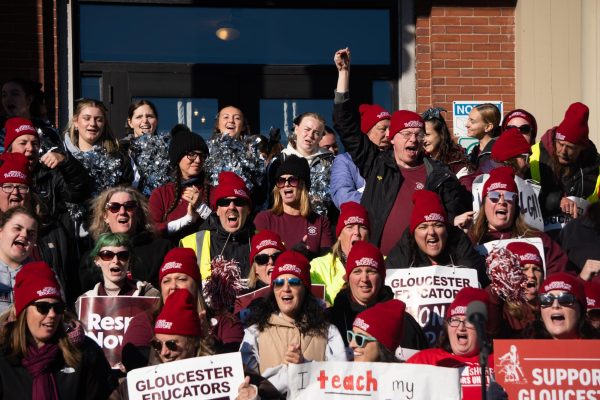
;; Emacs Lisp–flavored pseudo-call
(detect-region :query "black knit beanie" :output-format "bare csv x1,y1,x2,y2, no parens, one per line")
168,124,209,166
275,154,311,190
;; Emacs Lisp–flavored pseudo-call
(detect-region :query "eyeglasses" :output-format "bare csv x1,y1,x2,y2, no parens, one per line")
33,301,65,315
487,191,518,204
346,330,377,348
506,124,532,134
272,277,303,288
446,317,475,329
150,339,179,352
538,293,576,308
254,252,281,265
1,184,29,194
397,131,425,142
275,176,300,188
215,197,248,208
97,250,130,262
105,201,138,213
185,151,205,161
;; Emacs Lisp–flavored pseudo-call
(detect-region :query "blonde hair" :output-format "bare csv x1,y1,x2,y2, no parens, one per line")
474,103,501,138
470,199,539,244
289,112,326,149
270,180,311,218
68,99,119,153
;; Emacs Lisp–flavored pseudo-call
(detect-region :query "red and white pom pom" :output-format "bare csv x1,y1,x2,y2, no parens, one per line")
203,256,244,311
486,246,528,303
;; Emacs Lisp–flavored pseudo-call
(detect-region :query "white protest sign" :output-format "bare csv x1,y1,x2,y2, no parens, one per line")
386,266,479,346
453,101,503,138
127,352,245,400
288,361,460,400
472,174,544,231
475,237,546,275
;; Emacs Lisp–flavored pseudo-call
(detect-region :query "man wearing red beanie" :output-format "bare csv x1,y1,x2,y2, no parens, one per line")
530,102,600,232
0,152,32,212
180,171,254,279
332,47,471,255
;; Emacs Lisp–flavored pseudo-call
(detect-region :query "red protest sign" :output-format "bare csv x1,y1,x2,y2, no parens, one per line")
77,296,159,369
494,339,600,399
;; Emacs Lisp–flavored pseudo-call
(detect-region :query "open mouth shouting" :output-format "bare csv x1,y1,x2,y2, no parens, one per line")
13,237,30,254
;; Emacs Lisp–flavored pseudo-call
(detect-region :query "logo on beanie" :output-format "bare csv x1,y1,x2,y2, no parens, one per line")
509,112,527,119
257,239,278,249
424,213,445,223
307,226,317,236
353,317,370,331
155,319,173,330
520,253,540,263
343,216,365,226
588,298,597,308
234,189,247,197
161,262,182,272
556,132,566,141
404,120,424,128
4,171,27,180
279,264,301,275
487,182,508,191
355,257,379,269
450,305,467,316
377,111,391,119
36,287,59,297
545,281,571,292
15,124,35,133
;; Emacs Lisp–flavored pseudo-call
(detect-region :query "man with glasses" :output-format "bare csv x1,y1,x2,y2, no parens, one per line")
0,152,31,212
333,47,471,255
180,171,254,278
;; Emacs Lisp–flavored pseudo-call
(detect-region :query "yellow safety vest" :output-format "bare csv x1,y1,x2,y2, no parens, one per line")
179,230,213,279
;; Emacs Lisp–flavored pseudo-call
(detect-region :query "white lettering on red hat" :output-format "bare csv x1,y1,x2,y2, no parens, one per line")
279,264,301,275
588,298,597,308
233,189,247,197
15,124,35,133
307,226,317,236
510,111,527,119
450,305,467,316
355,257,379,268
487,182,508,191
155,319,173,330
161,261,182,272
377,111,391,119
520,253,541,263
353,317,370,331
555,132,566,141
404,120,424,128
424,213,445,223
343,216,365,226
545,281,572,292
4,171,27,180
36,287,59,297
257,239,278,249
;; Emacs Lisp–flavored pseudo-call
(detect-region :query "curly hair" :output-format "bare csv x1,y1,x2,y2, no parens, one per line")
88,186,155,241
246,290,329,338
67,99,119,153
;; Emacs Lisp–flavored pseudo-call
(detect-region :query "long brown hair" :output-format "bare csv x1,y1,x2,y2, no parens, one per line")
470,199,539,245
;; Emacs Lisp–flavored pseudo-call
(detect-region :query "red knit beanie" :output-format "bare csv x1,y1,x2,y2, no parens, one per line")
250,230,286,264
584,281,600,311
270,250,311,289
154,289,201,336
3,117,38,150
482,166,517,198
0,152,31,185
359,104,391,134
555,102,590,146
14,262,62,317
159,247,201,284
505,242,543,270
353,299,406,353
491,127,532,163
210,171,252,209
502,109,538,142
539,272,586,308
446,287,490,318
345,241,385,279
336,201,370,237
409,190,447,233
389,110,424,141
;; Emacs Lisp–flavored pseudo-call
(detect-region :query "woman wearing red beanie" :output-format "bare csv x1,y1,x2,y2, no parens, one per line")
0,262,114,399
246,230,286,291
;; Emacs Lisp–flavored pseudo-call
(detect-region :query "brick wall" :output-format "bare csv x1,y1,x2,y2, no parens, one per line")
415,3,516,134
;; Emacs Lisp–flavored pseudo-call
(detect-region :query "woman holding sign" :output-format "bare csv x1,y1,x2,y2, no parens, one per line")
0,261,114,399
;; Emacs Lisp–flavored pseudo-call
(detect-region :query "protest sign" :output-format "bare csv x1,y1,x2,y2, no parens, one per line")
127,352,245,400
472,174,544,231
288,360,460,400
494,339,600,399
77,296,159,368
475,237,545,276
386,266,478,345
543,196,589,232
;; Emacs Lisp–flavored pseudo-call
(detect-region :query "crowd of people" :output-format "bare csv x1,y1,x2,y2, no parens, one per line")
0,47,599,399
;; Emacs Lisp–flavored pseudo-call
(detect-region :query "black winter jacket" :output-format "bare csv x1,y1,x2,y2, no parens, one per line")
333,97,472,247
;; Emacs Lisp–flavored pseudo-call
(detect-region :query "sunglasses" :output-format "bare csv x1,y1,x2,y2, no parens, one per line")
98,250,130,262
346,330,377,348
487,191,518,204
254,252,281,265
185,151,205,161
215,197,248,208
33,301,65,315
506,124,532,134
150,339,179,352
272,277,303,288
276,176,300,188
422,107,447,121
446,317,475,329
538,292,576,308
105,201,138,213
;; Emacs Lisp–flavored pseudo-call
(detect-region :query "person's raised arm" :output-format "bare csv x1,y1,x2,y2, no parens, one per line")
334,47,351,95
